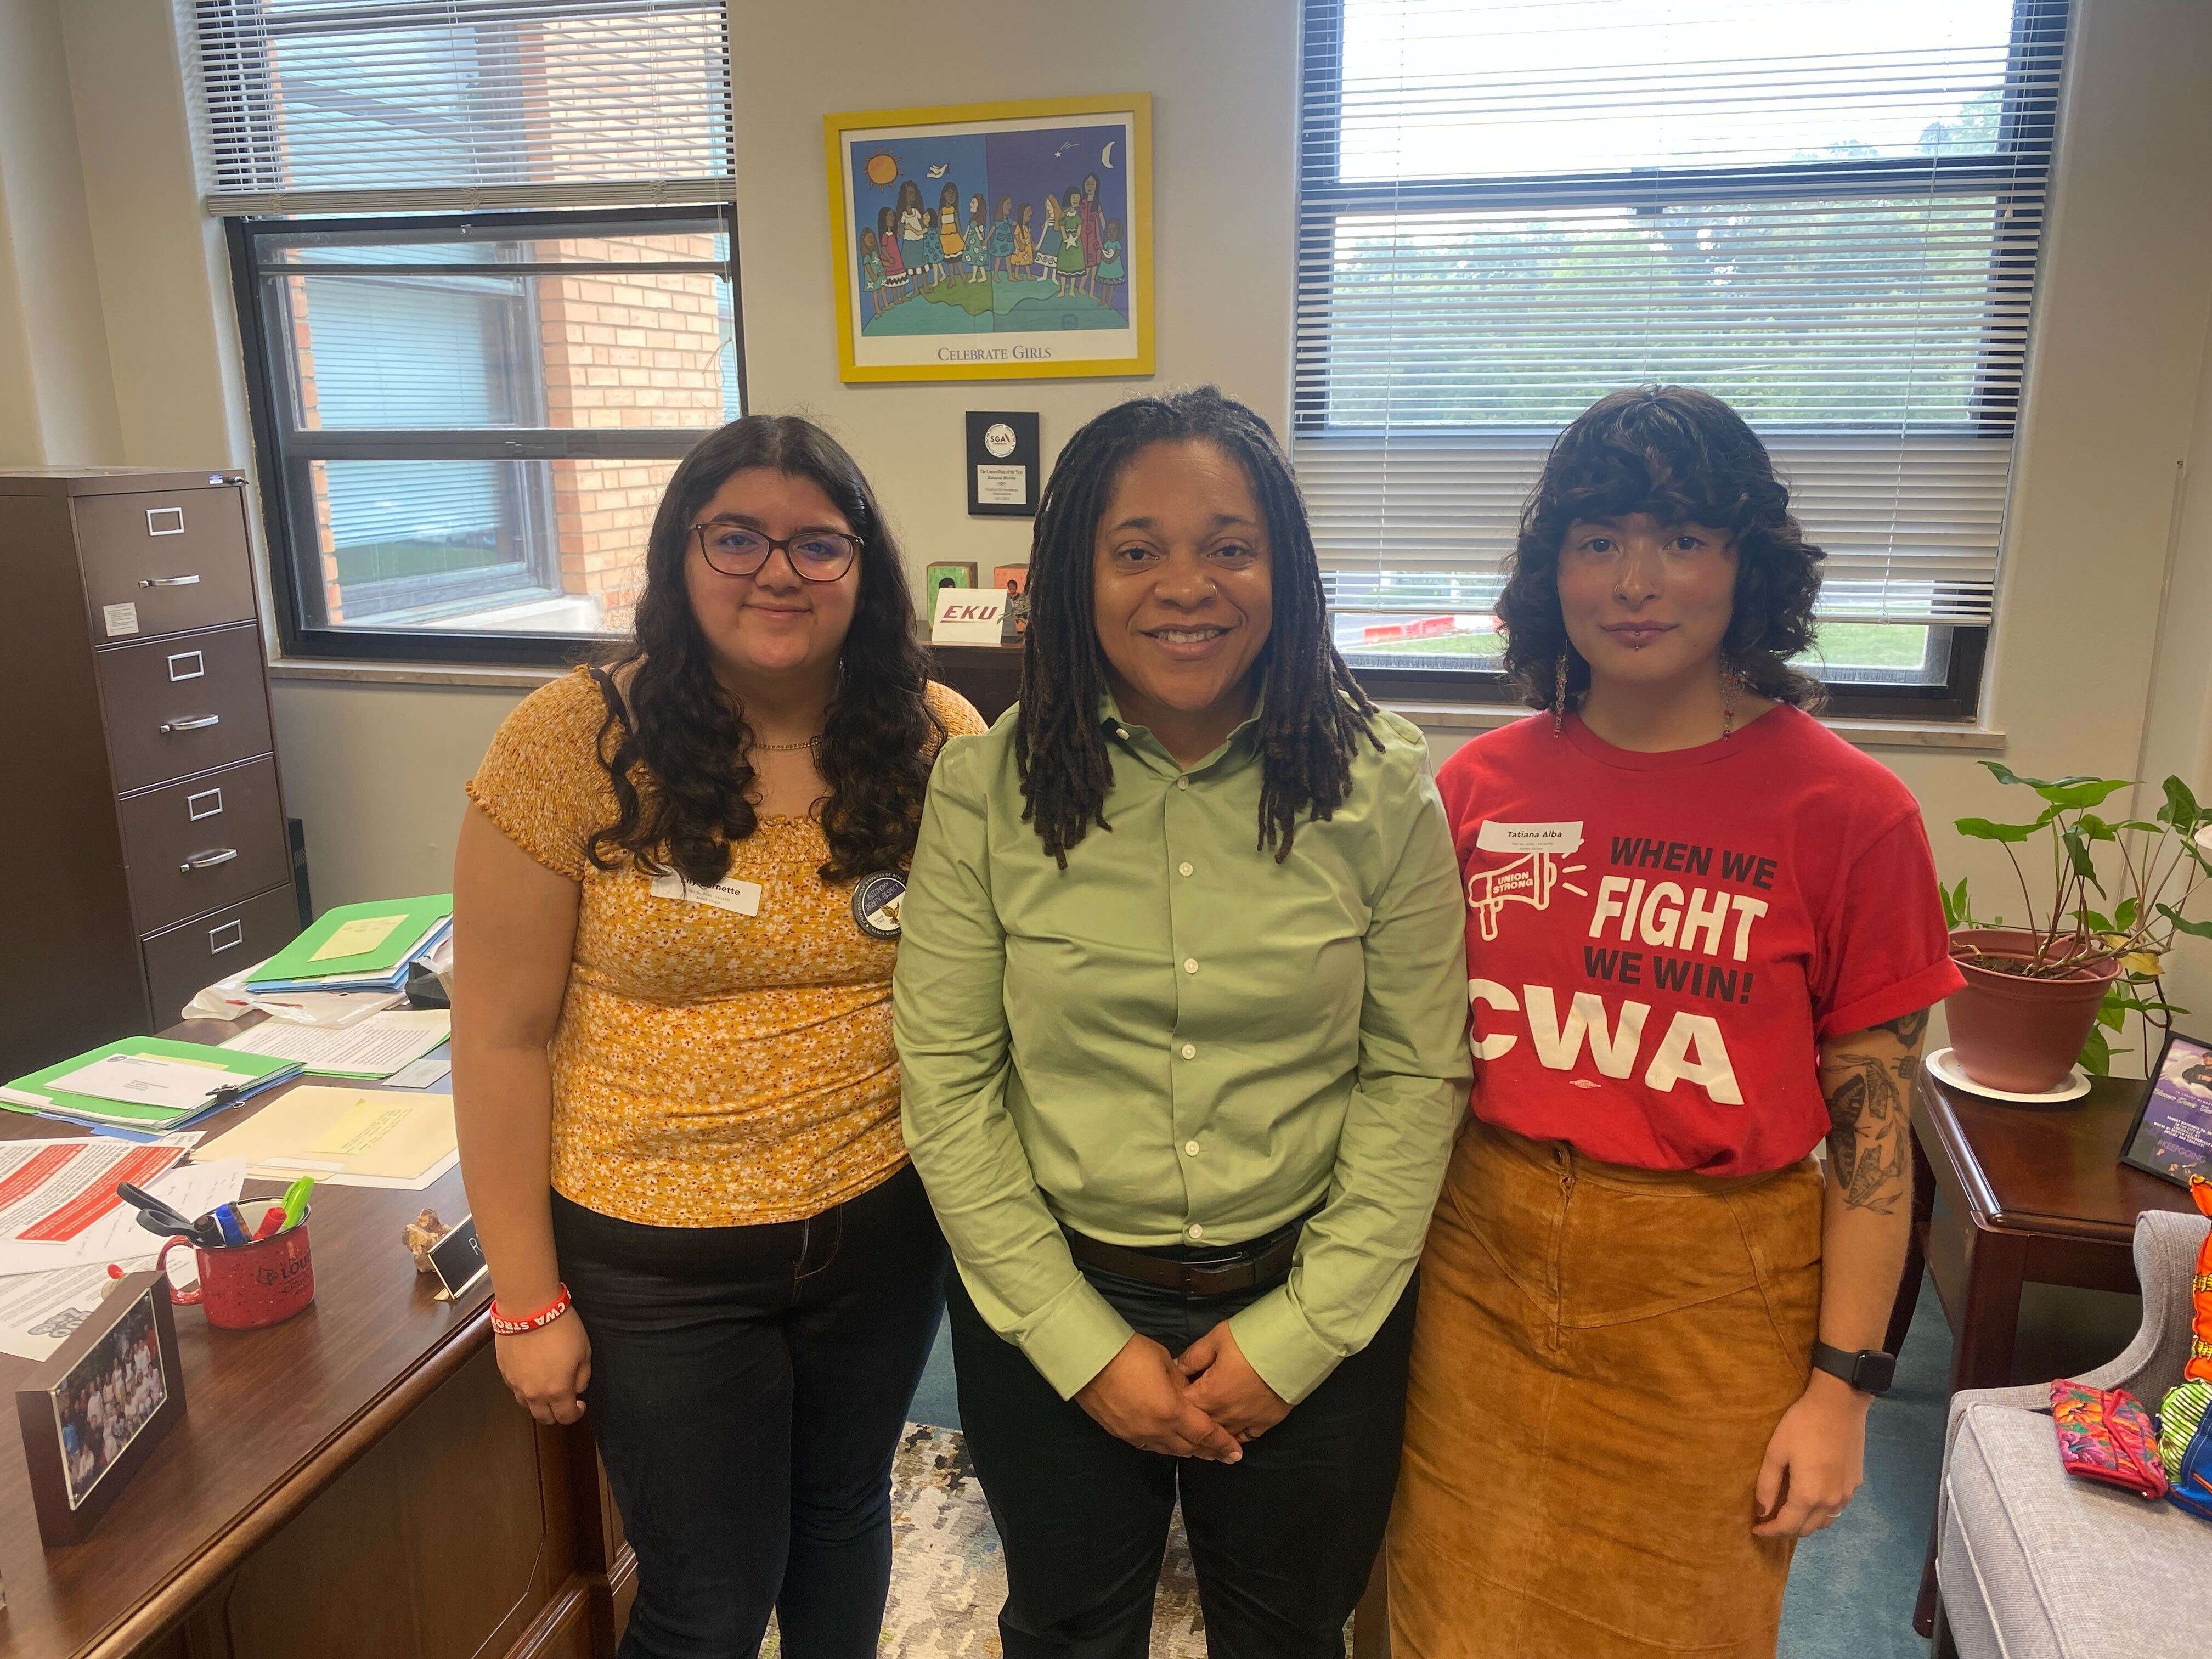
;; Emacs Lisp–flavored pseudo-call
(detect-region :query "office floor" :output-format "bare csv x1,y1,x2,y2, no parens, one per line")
905,1268,2146,1658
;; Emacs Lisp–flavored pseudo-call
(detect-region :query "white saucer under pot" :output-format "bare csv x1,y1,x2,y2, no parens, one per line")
1925,1045,2091,1105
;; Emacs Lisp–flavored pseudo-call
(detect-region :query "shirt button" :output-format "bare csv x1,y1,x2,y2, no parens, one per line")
1115,726,1131,740
1184,1139,1202,1157
1178,861,1194,877
1183,958,1198,974
1186,1223,1205,1240
1181,1043,1197,1059
1175,777,1190,791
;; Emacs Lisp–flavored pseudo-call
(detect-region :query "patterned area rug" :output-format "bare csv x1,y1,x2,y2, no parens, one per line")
764,1423,1207,1657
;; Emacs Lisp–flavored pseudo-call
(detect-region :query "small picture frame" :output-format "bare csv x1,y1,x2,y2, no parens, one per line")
15,1272,185,1545
2119,1028,2212,1188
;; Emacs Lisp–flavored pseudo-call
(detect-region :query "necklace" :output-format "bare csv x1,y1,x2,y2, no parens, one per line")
751,736,819,754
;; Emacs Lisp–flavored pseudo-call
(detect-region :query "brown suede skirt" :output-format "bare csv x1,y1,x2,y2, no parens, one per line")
1387,1118,1824,1659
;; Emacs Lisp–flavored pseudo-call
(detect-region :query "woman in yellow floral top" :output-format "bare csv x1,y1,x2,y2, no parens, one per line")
453,414,982,1659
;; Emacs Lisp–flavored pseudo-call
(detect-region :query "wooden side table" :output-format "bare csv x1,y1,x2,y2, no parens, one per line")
1889,1066,2200,1638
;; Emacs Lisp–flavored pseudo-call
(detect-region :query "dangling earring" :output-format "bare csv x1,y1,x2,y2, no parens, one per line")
1553,650,1571,735
1720,657,1742,741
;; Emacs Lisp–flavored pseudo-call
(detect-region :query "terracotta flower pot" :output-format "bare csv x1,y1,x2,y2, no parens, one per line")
1944,928,2120,1096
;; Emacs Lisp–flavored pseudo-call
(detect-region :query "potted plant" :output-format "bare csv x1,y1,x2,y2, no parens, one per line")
1942,764,2211,1094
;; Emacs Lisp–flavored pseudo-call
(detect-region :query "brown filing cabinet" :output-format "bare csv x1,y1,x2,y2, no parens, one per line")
0,469,297,1076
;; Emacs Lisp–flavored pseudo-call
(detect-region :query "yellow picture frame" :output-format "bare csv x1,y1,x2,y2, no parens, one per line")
825,93,1155,384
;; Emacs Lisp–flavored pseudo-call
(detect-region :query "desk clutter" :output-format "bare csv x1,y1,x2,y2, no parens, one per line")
1,890,470,1550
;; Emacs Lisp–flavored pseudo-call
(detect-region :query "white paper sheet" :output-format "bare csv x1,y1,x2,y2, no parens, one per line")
0,1158,247,1278
219,1010,450,1077
44,1053,255,1111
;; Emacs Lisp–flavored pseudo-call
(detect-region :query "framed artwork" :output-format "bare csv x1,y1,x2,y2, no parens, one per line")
16,1272,185,1544
825,94,1153,383
2120,1029,2212,1188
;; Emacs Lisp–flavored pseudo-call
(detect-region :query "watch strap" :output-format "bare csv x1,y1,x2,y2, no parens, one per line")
1811,1340,1896,1396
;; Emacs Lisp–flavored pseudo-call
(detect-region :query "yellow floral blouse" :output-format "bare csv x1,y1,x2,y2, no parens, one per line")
467,668,985,1227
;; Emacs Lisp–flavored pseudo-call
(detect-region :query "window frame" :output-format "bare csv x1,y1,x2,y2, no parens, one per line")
1295,0,2070,721
228,203,747,666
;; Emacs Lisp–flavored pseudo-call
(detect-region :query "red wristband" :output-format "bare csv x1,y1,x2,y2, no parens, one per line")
490,1283,572,1335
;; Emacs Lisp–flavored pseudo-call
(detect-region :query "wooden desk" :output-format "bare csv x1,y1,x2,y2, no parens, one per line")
0,1020,633,1659
1894,1067,2200,1640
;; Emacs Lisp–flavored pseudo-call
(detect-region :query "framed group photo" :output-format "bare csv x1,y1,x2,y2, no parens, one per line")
15,1271,186,1544
2119,1029,2212,1188
825,94,1154,383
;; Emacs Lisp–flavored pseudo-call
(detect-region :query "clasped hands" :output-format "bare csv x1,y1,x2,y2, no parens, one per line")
1073,1320,1290,1462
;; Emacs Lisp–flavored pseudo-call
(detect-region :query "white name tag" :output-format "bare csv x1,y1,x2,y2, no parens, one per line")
650,871,763,915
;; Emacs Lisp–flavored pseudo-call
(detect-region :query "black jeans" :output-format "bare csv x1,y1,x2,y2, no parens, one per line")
551,1164,947,1659
947,1258,1417,1659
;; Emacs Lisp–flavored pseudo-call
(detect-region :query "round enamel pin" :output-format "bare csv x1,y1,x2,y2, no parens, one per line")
853,872,907,940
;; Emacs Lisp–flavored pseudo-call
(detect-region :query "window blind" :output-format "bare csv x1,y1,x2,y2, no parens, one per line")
184,0,734,214
1294,0,2067,626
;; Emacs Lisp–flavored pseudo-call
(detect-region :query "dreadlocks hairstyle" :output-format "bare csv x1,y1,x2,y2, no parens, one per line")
587,415,943,887
1014,386,1380,867
1498,385,1826,712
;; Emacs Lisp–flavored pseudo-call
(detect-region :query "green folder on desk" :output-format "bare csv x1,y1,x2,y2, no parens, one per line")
249,894,453,988
0,1035,304,1135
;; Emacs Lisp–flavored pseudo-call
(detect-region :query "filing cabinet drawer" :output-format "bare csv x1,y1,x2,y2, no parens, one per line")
119,755,291,934
97,622,274,793
75,486,256,641
140,883,299,1026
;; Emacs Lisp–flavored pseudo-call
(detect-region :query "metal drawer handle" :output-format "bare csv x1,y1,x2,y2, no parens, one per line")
139,574,201,588
208,919,246,953
160,714,221,733
146,508,185,536
180,848,239,873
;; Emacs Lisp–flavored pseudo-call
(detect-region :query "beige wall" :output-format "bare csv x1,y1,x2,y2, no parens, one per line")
0,0,122,464
13,0,2212,1064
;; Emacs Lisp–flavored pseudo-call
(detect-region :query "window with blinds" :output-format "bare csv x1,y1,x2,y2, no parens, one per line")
182,0,742,662
1295,0,2066,712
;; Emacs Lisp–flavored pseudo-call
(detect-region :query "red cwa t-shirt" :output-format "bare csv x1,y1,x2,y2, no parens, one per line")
1434,706,1965,1175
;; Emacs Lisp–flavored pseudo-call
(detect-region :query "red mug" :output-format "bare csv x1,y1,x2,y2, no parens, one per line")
156,1210,316,1330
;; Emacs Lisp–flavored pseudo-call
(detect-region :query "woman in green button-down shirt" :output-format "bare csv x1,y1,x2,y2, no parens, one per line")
894,387,1472,1658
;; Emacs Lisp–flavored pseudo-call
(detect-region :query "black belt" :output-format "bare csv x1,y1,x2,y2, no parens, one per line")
1064,1209,1316,1297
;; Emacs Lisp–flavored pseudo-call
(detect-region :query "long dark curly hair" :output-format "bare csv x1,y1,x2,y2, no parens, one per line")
1498,386,1825,710
1014,386,1379,866
587,415,943,887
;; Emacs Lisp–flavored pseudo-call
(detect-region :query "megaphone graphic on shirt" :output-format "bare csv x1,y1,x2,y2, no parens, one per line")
1467,852,1559,941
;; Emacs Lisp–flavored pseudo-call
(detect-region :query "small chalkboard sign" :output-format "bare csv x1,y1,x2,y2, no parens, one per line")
966,412,1040,517
429,1213,489,1301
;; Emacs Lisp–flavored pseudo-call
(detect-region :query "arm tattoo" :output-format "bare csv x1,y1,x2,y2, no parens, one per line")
1821,1028,1917,1214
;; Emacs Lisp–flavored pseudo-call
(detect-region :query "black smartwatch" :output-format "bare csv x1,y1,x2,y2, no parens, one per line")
1811,1341,1896,1396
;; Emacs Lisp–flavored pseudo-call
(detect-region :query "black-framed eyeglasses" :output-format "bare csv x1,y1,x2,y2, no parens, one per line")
691,522,863,582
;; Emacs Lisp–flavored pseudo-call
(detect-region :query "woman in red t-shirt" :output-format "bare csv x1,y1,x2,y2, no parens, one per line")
1386,387,1965,1659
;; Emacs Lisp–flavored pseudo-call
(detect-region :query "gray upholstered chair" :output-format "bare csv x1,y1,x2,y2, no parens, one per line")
1932,1209,2211,1659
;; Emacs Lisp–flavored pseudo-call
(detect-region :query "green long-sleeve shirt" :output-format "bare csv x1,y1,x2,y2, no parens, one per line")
894,697,1472,1404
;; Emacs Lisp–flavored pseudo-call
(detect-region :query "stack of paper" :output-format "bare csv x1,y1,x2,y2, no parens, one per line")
197,1085,459,1189
248,894,453,995
0,1037,304,1139
220,1008,450,1079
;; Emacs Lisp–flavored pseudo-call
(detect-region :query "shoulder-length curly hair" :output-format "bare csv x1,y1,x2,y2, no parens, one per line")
588,415,943,887
1497,386,1825,711
1014,386,1379,866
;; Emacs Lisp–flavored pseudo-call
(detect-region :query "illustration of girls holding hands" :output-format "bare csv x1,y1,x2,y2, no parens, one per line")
964,193,989,281
1095,218,1126,313
1078,172,1105,294
860,227,885,316
896,182,932,289
935,183,963,284
1057,185,1088,297
875,205,908,308
1036,193,1062,290
989,194,1017,278
1012,202,1035,279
